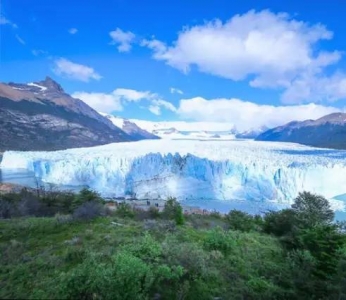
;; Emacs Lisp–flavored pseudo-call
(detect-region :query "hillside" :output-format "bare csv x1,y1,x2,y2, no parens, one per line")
0,77,131,151
1,189,345,299
256,113,346,149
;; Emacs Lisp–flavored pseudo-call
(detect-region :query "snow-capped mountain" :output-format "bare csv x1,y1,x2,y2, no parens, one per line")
235,126,269,139
100,113,159,140
0,77,131,151
2,139,345,211
129,119,239,140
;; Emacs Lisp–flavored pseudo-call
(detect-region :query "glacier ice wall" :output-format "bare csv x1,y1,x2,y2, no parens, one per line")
2,140,346,208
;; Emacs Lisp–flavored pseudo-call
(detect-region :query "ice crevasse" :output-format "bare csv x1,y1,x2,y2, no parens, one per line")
1,140,346,209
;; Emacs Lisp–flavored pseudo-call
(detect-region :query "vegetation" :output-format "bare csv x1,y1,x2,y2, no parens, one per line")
1,189,346,299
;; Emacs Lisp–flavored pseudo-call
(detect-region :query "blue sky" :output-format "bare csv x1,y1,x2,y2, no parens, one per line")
1,0,346,128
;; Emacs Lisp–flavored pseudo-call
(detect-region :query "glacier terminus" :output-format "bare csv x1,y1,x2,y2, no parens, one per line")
1,139,346,211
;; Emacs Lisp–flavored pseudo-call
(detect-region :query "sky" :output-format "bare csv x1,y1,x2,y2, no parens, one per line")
1,0,346,130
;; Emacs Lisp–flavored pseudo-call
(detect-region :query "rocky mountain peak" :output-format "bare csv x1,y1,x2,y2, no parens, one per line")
36,76,64,93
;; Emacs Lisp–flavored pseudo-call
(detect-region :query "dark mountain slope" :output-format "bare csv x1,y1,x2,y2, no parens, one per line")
0,77,131,151
256,113,346,149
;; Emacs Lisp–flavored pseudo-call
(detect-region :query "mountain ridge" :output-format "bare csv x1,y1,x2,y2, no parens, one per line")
256,112,346,149
0,77,132,151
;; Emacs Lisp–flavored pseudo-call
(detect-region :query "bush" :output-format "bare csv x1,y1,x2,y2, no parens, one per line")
263,209,296,237
59,252,154,300
148,206,160,219
73,201,105,221
17,196,44,217
115,202,135,218
72,188,103,210
203,227,236,255
0,199,16,219
163,197,185,225
225,210,257,232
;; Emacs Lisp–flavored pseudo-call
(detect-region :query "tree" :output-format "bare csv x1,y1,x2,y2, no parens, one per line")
163,197,185,225
72,188,102,210
292,192,334,227
263,209,296,237
225,210,256,232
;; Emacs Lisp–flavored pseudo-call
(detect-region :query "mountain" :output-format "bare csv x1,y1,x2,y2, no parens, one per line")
129,119,238,140
256,113,346,149
0,77,131,151
129,119,267,140
235,126,269,139
100,113,160,140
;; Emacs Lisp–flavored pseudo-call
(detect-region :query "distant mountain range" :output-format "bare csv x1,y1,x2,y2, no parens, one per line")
100,113,159,140
256,113,346,149
128,119,267,140
0,77,155,151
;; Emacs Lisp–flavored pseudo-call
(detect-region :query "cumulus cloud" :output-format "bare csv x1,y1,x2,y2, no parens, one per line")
72,92,123,113
0,14,17,28
109,28,135,52
143,10,346,103
53,58,102,82
73,88,176,115
170,87,184,95
68,28,78,34
176,97,343,131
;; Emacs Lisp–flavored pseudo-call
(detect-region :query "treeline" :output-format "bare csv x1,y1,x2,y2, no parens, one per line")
1,189,346,299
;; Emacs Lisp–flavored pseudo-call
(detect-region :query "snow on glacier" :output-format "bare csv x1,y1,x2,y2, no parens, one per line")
1,139,346,211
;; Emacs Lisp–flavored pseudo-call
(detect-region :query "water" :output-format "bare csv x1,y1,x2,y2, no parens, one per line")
0,168,41,187
0,168,85,193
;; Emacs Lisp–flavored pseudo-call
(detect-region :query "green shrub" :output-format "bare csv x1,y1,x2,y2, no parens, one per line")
115,202,135,218
73,201,105,221
72,188,103,210
203,227,236,255
225,210,257,232
148,206,160,219
163,197,185,225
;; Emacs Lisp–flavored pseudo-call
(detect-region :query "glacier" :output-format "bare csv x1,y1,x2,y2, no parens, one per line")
1,139,346,211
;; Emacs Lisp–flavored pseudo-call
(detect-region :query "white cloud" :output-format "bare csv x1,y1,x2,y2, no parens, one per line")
176,96,343,131
149,99,177,115
143,10,346,103
149,105,161,115
73,88,176,115
15,34,25,45
53,58,102,82
0,15,17,28
282,72,346,104
170,87,184,95
72,92,123,112
68,28,78,34
109,28,135,52
152,99,177,112
112,88,153,102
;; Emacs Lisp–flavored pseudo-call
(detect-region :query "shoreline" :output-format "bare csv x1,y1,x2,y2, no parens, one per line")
106,198,216,215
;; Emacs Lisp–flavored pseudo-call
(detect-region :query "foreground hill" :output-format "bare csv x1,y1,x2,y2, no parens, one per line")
256,113,346,149
0,77,131,151
1,189,345,299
